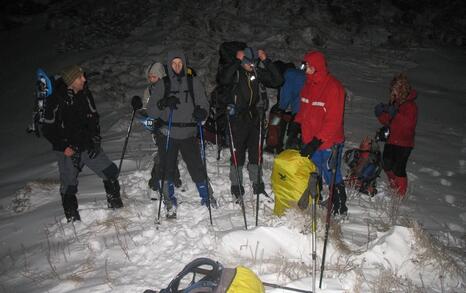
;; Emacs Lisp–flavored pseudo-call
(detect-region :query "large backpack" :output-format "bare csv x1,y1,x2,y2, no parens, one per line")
344,137,382,196
271,149,318,216
144,258,264,293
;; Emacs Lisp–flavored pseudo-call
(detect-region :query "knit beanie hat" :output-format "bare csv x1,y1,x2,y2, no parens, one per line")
61,65,84,86
146,62,166,79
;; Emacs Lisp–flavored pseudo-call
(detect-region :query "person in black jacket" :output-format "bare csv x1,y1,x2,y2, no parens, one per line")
42,65,123,222
217,47,283,199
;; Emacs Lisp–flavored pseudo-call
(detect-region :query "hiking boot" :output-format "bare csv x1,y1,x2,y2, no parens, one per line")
201,195,218,209
231,185,245,200
107,194,124,209
252,182,266,194
166,206,177,219
66,209,81,223
104,179,124,209
149,189,158,201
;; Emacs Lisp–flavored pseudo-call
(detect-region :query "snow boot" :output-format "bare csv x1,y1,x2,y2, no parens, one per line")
385,170,396,189
103,179,124,209
252,182,266,195
333,183,348,216
162,180,177,218
196,181,217,208
61,192,81,222
394,176,408,197
231,185,245,203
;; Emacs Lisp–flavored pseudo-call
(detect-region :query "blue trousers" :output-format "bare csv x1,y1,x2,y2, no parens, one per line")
310,143,344,186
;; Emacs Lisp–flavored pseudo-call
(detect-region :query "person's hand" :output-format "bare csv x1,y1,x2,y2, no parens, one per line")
258,49,267,61
236,50,245,61
193,106,208,122
64,146,75,157
227,104,236,118
300,137,322,158
131,95,143,111
87,135,101,159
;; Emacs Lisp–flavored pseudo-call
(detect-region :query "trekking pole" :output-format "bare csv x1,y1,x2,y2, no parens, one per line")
307,172,319,293
198,122,213,225
255,112,264,227
263,282,313,293
319,145,339,288
156,109,174,224
226,113,248,230
118,96,142,174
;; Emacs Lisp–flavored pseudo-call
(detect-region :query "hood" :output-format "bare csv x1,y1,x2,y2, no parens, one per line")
303,51,329,83
284,68,305,81
406,89,417,101
166,49,188,77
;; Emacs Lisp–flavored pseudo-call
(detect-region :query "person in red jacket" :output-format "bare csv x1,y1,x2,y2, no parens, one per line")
375,72,418,197
295,51,347,215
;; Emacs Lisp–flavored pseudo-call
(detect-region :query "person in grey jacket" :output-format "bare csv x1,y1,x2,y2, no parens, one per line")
146,49,214,218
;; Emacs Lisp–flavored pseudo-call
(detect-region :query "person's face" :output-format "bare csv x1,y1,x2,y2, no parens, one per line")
70,74,86,92
148,74,160,84
171,58,183,74
242,63,253,72
305,62,316,75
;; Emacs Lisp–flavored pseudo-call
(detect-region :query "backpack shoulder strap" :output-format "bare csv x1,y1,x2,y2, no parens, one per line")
163,64,171,99
187,73,196,107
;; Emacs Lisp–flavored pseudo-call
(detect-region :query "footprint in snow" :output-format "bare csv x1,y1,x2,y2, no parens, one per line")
440,178,452,186
444,194,456,206
418,167,441,177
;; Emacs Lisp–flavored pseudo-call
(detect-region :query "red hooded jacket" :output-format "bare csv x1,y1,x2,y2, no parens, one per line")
295,51,345,149
378,89,418,147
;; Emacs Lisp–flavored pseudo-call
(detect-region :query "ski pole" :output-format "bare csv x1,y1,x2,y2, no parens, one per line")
198,122,213,225
307,172,319,293
118,96,142,174
319,144,339,288
156,109,174,223
226,113,248,230
262,282,313,293
255,111,264,227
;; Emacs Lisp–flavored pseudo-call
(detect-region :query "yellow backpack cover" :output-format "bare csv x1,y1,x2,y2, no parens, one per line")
226,266,265,293
272,149,317,215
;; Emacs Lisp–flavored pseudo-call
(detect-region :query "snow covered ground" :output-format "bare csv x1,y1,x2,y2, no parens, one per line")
0,1,465,292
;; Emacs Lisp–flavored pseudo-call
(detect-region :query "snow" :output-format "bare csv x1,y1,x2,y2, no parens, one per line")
1,1,465,292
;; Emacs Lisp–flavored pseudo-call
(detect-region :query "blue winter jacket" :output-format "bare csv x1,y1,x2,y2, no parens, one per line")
279,68,305,114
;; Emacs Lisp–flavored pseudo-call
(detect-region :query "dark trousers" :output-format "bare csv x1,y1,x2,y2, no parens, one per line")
230,116,262,166
383,144,412,177
158,135,205,184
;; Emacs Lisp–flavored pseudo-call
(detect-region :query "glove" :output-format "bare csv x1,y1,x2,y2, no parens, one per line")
88,135,101,159
300,137,322,158
374,103,386,117
157,96,180,110
226,104,236,117
193,105,208,122
131,95,143,111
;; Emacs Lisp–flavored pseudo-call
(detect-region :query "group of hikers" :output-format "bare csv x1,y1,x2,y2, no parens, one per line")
40,43,418,223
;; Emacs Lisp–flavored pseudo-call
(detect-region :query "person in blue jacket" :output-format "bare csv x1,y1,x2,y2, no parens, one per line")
279,68,305,149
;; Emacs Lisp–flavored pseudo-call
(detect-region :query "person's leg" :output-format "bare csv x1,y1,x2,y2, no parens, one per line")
383,144,397,188
229,119,248,199
55,151,81,221
246,123,265,194
81,150,123,209
391,145,412,196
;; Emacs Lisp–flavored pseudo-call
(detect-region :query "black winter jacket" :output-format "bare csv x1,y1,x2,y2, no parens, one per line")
216,59,283,114
42,79,100,152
